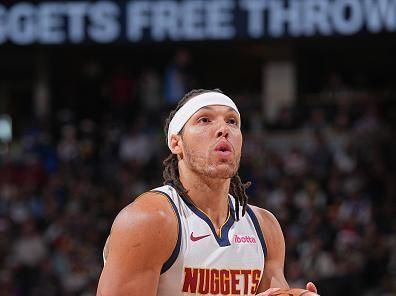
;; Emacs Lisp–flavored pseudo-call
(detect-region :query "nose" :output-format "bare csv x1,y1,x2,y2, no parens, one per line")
216,122,229,138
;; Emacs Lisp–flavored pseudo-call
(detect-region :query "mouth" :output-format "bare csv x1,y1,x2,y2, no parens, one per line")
214,141,233,157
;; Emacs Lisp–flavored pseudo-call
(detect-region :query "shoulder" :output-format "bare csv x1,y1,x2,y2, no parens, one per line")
116,190,177,222
111,190,178,235
249,205,281,231
248,205,285,256
107,191,179,262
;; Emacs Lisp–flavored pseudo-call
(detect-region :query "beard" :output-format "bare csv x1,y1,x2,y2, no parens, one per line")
183,142,240,179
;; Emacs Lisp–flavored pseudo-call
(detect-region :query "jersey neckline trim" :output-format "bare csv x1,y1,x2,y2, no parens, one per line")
177,189,236,247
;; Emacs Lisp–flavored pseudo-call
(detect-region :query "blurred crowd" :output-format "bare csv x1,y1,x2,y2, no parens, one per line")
0,53,395,296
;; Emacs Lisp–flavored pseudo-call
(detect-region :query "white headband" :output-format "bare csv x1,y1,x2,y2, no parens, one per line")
167,92,240,149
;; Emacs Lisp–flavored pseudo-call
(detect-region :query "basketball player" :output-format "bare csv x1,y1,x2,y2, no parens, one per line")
97,89,318,296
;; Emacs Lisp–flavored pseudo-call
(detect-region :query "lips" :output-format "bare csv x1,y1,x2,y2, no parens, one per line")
215,141,232,152
214,141,233,157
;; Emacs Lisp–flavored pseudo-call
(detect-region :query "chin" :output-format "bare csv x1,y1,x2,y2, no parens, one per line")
205,163,237,179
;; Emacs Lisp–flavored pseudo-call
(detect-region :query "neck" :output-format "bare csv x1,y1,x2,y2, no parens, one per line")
178,164,230,229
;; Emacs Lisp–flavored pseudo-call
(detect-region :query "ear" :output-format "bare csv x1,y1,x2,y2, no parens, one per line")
169,134,183,155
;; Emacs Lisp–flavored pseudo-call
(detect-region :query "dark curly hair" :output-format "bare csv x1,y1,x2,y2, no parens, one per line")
162,89,251,220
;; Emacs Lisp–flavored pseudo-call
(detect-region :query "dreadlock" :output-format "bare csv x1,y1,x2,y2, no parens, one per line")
162,89,251,220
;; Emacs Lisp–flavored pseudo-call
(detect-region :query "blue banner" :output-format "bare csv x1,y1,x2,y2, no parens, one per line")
0,0,395,45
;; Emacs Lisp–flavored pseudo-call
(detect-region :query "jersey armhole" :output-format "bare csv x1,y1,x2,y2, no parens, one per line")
151,190,182,274
246,206,268,258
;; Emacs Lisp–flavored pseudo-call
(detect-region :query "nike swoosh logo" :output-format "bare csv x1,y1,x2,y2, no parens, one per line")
190,232,211,242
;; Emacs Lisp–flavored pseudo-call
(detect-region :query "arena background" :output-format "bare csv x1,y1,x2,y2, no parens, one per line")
0,0,395,295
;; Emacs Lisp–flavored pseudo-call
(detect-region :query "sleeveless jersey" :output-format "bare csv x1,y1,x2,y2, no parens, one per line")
153,185,267,296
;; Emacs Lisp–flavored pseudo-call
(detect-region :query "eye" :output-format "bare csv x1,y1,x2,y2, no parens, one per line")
198,117,210,124
227,118,238,125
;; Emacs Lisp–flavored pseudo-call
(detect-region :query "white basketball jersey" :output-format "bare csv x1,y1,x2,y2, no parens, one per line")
153,185,267,296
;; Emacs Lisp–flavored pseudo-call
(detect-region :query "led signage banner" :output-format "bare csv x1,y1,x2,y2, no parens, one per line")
0,0,395,45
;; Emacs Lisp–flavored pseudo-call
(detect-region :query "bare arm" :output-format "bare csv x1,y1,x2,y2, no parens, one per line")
251,206,289,293
252,206,319,296
97,192,178,296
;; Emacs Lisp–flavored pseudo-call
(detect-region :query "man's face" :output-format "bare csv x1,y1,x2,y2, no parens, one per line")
177,105,242,179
